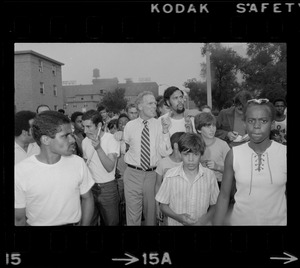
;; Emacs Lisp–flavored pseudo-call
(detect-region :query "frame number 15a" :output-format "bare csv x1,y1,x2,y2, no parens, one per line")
142,252,172,265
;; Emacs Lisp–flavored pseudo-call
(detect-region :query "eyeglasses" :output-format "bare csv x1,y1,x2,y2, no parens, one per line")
247,98,269,104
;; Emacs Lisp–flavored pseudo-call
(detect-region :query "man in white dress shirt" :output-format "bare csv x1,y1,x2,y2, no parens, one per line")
123,91,171,225
15,110,40,165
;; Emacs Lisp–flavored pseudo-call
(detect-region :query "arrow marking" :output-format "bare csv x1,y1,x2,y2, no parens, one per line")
270,252,298,264
112,253,139,266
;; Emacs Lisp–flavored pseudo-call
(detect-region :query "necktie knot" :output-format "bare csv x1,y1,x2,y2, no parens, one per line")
143,120,148,127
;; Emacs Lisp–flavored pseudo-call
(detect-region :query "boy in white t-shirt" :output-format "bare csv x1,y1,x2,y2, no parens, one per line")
82,110,120,226
15,111,95,226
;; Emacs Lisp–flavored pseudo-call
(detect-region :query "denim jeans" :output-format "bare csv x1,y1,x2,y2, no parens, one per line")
91,180,120,226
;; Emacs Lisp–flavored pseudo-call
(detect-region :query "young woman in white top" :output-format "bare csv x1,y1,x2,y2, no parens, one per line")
213,99,287,225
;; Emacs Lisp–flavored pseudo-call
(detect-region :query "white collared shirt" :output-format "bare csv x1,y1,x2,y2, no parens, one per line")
14,141,40,165
155,163,219,226
123,117,172,167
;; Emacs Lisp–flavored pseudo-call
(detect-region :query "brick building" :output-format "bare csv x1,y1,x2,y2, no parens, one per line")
15,50,64,112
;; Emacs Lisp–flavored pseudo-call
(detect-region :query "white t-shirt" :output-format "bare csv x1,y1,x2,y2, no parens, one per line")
15,141,40,165
82,132,120,183
159,113,196,136
201,137,230,182
15,155,95,226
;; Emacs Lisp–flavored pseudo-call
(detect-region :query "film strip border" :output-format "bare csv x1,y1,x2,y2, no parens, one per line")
2,228,296,266
3,2,300,41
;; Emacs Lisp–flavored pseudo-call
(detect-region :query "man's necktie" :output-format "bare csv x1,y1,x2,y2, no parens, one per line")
140,120,150,171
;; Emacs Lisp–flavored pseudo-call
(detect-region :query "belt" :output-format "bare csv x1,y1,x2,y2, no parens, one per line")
127,164,156,172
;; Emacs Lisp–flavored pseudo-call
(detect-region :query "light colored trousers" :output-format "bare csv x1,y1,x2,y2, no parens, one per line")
123,167,156,226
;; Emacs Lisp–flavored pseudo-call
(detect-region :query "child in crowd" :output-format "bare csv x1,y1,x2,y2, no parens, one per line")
107,119,118,134
155,131,185,225
194,112,230,189
213,99,287,225
155,133,220,226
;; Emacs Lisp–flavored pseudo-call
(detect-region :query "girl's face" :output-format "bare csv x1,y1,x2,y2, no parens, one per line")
244,105,273,144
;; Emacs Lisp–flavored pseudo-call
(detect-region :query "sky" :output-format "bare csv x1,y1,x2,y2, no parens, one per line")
14,43,247,95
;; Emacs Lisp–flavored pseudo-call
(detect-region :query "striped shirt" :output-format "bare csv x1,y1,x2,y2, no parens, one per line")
155,163,219,226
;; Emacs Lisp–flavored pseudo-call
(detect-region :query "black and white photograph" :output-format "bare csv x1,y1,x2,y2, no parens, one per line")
3,0,299,267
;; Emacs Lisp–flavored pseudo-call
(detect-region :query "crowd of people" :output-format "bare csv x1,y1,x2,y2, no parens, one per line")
14,87,287,226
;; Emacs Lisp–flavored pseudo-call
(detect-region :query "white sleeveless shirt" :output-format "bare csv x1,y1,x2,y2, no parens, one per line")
231,141,287,225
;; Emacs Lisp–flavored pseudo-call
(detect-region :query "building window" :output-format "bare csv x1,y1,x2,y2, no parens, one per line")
54,105,57,111
91,95,93,100
53,85,57,96
38,60,43,72
40,82,45,94
52,65,57,76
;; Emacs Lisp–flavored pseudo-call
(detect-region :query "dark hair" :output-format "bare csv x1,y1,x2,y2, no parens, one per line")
70,111,83,123
97,105,106,113
126,103,137,112
32,111,71,146
15,110,36,136
107,119,118,130
233,90,252,106
273,98,287,107
163,86,184,106
117,113,130,129
243,102,276,121
36,104,50,113
199,104,212,111
194,112,216,131
178,133,206,156
82,109,103,127
170,132,185,149
58,109,65,114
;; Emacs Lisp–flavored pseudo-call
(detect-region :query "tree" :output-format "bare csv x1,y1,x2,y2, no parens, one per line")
240,43,287,102
98,88,127,113
183,78,207,109
200,43,244,110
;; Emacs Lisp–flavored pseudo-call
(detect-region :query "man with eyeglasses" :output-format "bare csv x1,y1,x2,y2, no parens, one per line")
272,98,287,145
216,90,252,147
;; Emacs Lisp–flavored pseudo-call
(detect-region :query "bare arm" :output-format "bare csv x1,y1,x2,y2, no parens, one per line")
80,190,94,226
213,149,234,225
195,205,216,225
15,208,26,226
95,149,118,173
155,173,164,221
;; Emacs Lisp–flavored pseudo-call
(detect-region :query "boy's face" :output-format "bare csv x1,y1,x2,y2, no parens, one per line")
74,115,84,132
245,105,273,144
181,151,201,171
274,101,285,116
127,107,138,120
200,124,216,139
82,119,101,140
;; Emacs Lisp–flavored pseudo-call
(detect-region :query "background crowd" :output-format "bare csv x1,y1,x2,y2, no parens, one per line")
14,87,287,226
